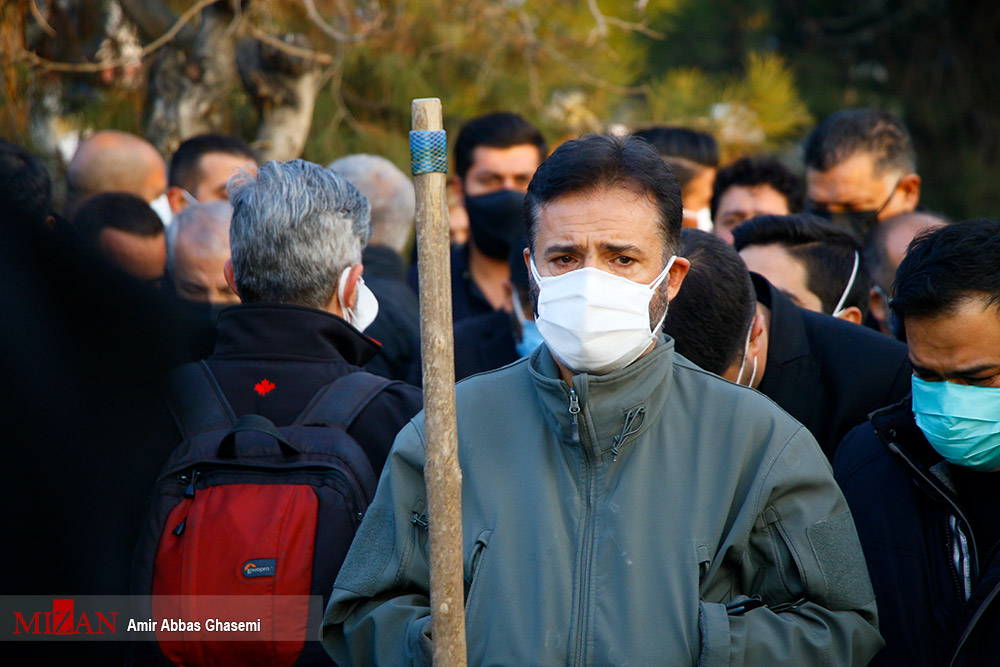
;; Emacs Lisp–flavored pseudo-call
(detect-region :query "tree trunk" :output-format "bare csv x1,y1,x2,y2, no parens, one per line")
236,34,323,163
142,1,240,157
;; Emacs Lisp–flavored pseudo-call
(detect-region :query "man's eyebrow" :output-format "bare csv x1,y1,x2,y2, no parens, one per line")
543,243,581,256
910,359,1000,379
600,242,645,256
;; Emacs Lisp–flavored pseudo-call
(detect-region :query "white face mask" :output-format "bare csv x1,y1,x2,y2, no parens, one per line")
337,266,379,332
529,255,676,375
149,193,173,226
735,323,758,387
684,207,713,232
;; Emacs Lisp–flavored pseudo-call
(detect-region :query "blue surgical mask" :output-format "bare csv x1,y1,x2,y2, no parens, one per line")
512,286,543,357
516,319,545,358
911,376,1000,471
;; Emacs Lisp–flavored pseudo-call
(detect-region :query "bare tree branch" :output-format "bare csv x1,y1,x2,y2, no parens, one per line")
248,26,334,65
29,0,56,37
18,0,218,73
117,0,193,45
300,0,382,43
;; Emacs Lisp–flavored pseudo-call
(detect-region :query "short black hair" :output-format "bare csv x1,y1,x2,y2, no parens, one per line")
169,133,254,191
525,134,683,258
0,140,52,227
891,219,1000,324
633,126,718,189
733,214,869,317
804,108,916,176
454,112,546,180
710,156,804,220
72,192,164,250
663,229,756,375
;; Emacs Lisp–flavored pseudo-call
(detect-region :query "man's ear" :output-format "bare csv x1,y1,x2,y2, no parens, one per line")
665,257,690,301
898,173,922,210
834,306,864,325
223,259,241,301
869,287,890,335
167,186,189,215
747,312,765,356
341,264,364,312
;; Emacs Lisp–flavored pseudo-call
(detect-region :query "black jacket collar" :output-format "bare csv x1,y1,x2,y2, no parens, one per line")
212,303,381,366
751,272,811,366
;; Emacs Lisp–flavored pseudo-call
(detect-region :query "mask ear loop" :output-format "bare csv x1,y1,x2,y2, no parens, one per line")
337,266,357,326
832,250,860,317
735,323,754,385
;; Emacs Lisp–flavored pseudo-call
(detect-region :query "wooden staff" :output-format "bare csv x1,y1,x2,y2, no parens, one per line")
410,97,467,666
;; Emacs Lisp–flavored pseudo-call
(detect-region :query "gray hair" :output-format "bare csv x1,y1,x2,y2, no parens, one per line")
228,160,372,308
327,154,415,255
166,201,233,274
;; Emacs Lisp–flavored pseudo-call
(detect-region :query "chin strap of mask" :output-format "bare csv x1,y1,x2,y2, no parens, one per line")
831,250,860,318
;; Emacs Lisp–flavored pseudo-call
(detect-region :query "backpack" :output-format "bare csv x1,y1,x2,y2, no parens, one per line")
130,361,391,666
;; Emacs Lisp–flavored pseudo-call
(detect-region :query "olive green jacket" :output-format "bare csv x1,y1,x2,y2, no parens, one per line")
322,337,883,666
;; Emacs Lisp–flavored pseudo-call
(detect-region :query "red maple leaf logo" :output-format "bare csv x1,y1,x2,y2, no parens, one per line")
254,379,275,396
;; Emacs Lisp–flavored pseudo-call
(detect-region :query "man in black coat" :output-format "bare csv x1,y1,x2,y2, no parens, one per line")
189,160,423,474
834,220,1000,667
664,229,911,459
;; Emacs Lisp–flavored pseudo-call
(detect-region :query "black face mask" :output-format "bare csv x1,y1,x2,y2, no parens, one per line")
808,179,901,238
465,189,526,259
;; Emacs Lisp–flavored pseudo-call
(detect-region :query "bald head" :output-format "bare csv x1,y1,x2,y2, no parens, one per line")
167,201,237,304
66,131,167,218
328,154,415,255
866,211,950,291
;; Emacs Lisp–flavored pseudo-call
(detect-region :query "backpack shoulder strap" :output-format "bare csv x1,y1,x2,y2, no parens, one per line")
166,360,237,439
294,371,396,430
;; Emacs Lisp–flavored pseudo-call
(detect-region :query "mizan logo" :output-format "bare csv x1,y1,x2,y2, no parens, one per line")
13,599,116,635
242,558,277,578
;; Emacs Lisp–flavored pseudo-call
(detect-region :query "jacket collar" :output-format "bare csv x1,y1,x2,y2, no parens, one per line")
751,272,811,366
212,303,381,366
527,334,675,458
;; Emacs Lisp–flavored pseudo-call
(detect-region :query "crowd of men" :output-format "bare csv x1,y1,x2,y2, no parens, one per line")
2,105,998,666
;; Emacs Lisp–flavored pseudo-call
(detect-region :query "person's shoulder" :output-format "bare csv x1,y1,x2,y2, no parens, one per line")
832,420,887,483
455,355,532,394
801,310,908,359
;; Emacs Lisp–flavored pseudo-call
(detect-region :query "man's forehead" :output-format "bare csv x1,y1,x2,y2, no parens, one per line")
534,187,663,243
469,144,542,172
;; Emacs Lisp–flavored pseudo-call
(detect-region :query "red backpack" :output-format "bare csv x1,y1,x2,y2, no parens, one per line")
130,361,392,666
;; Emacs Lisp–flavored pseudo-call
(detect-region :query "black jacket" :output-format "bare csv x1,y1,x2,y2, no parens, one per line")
361,245,421,382
191,303,423,474
453,309,519,382
753,273,912,459
834,399,1000,667
407,243,494,324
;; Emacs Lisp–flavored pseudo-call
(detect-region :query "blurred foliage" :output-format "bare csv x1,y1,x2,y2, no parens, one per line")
5,0,998,218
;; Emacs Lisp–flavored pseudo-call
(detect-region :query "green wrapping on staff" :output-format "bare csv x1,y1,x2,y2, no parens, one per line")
409,130,448,175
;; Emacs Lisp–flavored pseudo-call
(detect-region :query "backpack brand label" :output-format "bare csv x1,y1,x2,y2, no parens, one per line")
242,559,276,578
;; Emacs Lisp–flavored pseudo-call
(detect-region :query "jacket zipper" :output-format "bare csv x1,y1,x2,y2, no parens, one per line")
566,384,595,667
568,388,580,444
883,439,980,589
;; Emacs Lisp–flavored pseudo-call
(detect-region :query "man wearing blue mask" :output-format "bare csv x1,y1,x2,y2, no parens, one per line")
323,134,882,665
834,219,1000,666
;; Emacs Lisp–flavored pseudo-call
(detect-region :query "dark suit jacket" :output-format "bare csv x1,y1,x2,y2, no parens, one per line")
752,272,912,460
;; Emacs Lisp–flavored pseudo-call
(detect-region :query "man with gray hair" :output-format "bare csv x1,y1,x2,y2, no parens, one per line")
166,201,240,310
328,154,420,381
172,158,421,474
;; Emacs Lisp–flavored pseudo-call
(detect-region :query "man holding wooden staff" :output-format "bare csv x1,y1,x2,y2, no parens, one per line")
322,134,884,665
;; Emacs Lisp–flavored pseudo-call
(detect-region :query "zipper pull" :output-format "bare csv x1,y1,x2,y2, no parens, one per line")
172,516,187,536
411,512,429,530
184,471,199,498
568,388,580,444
